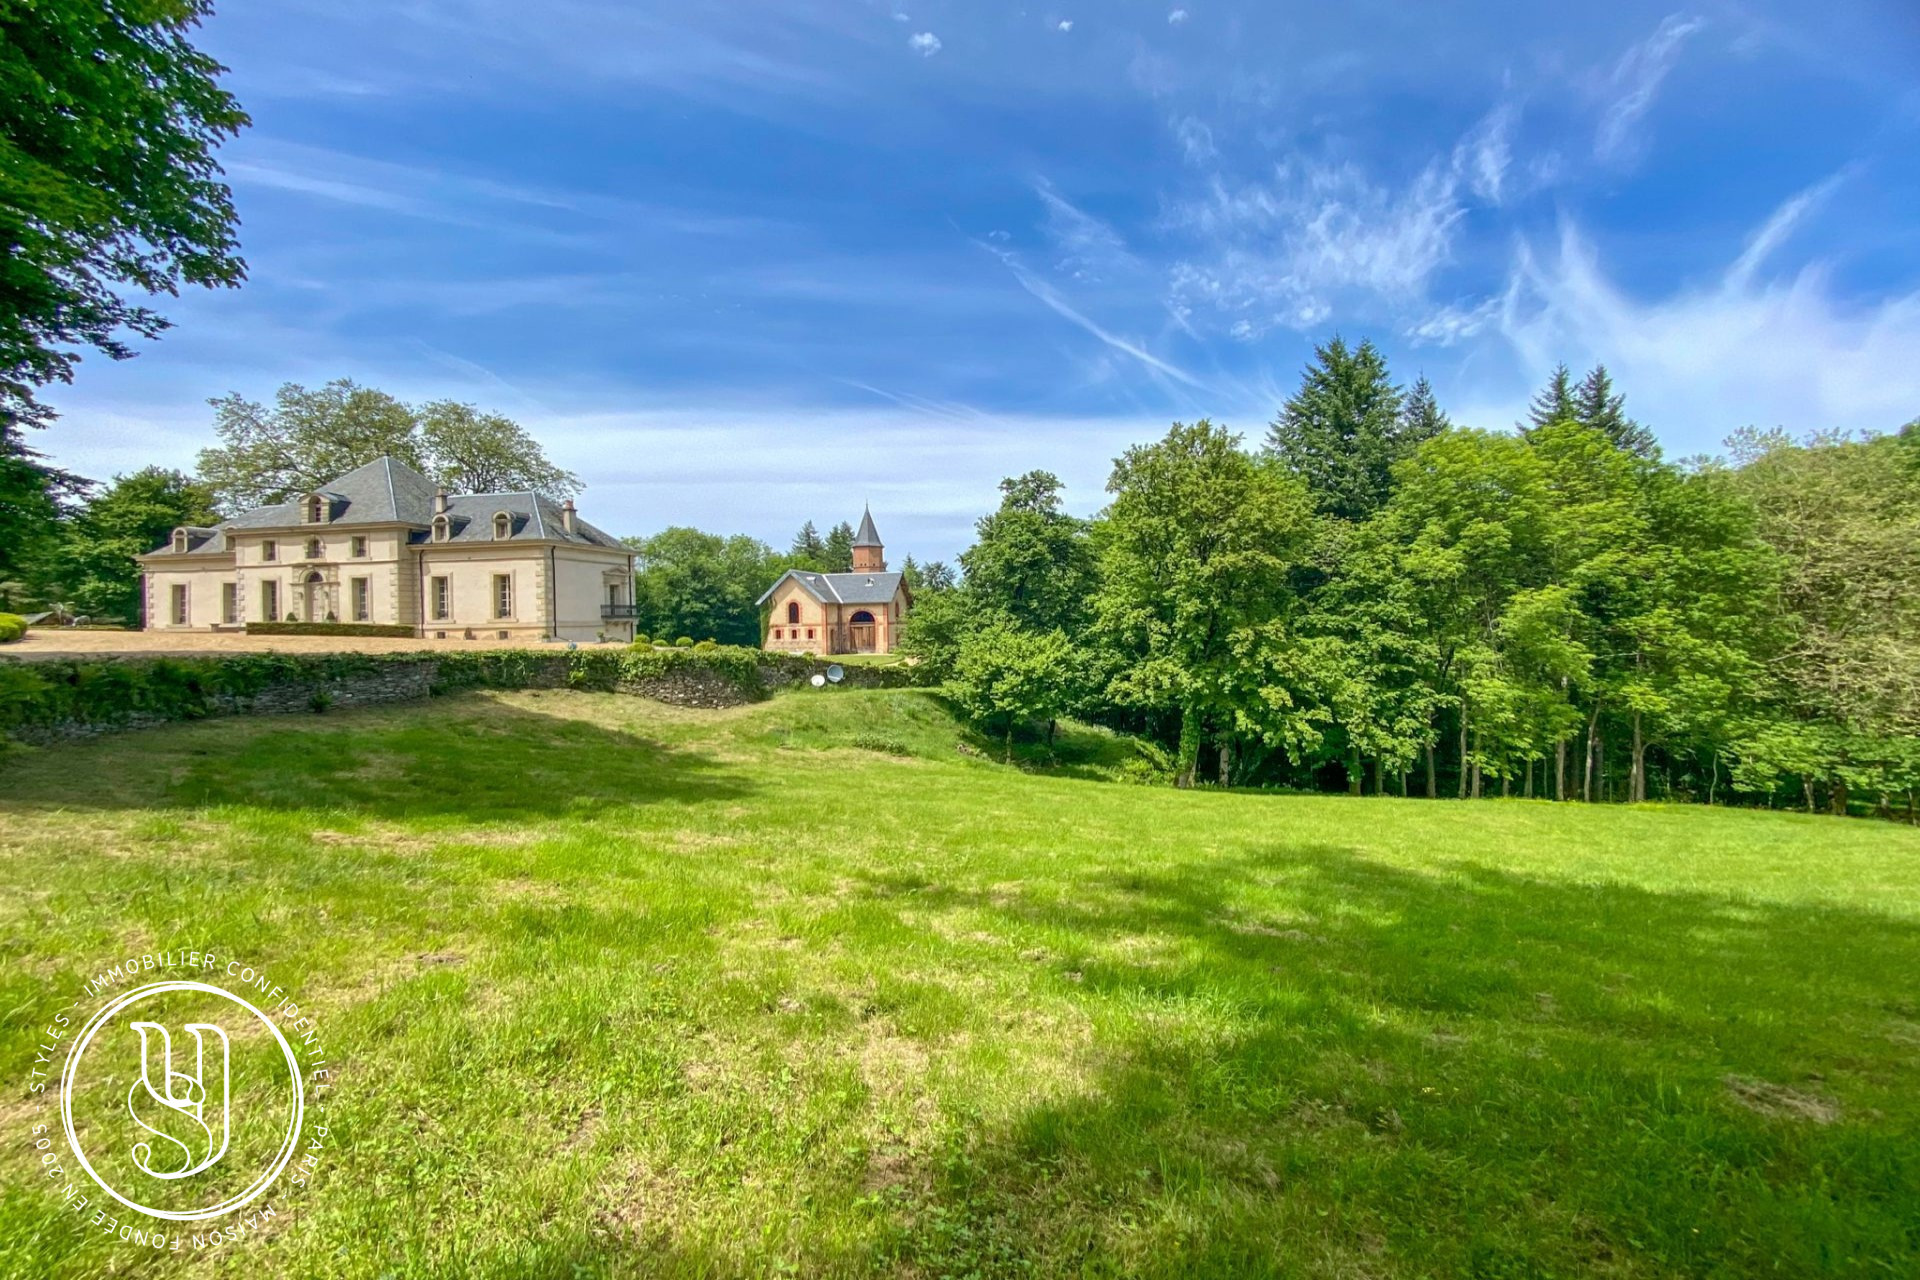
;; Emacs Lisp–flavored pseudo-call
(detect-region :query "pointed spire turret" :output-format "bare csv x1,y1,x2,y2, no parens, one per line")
851,505,886,571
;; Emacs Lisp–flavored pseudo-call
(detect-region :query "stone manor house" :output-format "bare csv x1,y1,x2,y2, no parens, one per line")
139,457,637,642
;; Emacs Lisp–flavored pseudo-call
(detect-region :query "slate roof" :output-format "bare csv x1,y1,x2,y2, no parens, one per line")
144,457,623,555
757,569,905,608
852,506,882,548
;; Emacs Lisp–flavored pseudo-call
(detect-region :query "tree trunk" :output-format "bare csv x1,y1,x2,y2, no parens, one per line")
1555,738,1566,802
1524,760,1534,800
1907,789,1916,825
1708,754,1719,806
1500,770,1509,799
1175,705,1201,788
1003,718,1014,764
1801,776,1815,813
1046,718,1057,747
1457,705,1469,800
1371,757,1383,796
1425,740,1437,799
1470,730,1483,800
1348,742,1362,797
1630,710,1645,804
1582,707,1600,803
1830,776,1849,818
1218,738,1232,788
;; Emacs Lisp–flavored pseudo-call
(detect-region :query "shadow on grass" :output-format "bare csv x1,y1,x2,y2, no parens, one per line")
829,848,1920,1278
0,693,759,821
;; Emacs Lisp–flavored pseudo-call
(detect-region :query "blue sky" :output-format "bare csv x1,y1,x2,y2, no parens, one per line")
41,0,1920,561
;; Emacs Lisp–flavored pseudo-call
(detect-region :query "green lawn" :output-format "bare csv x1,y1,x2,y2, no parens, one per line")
2,688,1916,1278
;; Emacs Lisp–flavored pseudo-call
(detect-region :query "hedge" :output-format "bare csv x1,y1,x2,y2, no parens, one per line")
0,646,908,742
246,622,417,637
0,614,24,644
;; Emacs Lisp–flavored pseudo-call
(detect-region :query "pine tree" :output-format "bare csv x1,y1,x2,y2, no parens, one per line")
824,521,856,572
789,520,826,563
1523,363,1576,432
1267,337,1406,521
1574,365,1657,457
1401,375,1451,446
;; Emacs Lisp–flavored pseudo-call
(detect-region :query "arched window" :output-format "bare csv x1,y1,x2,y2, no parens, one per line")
172,529,188,553
493,512,511,540
432,515,450,543
307,496,324,524
850,610,875,624
786,601,800,624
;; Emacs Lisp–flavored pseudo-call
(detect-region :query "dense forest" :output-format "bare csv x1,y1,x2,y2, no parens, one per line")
905,343,1920,819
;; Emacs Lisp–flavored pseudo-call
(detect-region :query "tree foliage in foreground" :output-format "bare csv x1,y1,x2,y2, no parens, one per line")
1,0,248,429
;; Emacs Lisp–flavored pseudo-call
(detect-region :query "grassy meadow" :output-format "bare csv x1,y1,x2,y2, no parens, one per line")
1,687,1916,1278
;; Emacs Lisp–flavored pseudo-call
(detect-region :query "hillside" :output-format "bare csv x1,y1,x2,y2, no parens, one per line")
2,687,1916,1278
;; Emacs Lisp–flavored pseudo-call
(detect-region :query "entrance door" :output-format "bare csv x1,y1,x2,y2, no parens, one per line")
848,609,876,653
303,571,327,622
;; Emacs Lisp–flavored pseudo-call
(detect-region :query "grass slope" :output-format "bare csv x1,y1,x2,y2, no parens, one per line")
1,689,1916,1278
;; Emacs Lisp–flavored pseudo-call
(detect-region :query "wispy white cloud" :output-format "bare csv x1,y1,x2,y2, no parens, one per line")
978,240,1208,389
908,31,942,56
1487,185,1920,439
1167,8,1190,25
1165,157,1467,337
1033,180,1140,284
1057,20,1073,34
1724,170,1846,292
1594,13,1707,164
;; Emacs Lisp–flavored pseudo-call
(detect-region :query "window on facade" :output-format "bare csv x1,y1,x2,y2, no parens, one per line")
493,513,511,540
221,583,238,625
262,580,280,620
261,540,277,562
351,535,367,558
807,628,815,640
351,577,371,622
786,601,800,624
773,628,783,640
170,584,189,625
172,530,188,553
305,537,322,559
432,516,449,543
307,496,324,524
431,576,450,620
493,573,512,619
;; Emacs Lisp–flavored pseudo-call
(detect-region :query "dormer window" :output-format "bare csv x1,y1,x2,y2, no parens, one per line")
306,496,325,524
493,512,511,541
432,515,450,543
172,529,188,553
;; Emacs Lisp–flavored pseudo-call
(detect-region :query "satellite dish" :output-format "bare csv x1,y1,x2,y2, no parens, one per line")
810,673,827,688
825,664,845,683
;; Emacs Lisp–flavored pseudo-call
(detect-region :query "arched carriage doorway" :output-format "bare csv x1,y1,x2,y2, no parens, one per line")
847,609,876,653
302,571,330,623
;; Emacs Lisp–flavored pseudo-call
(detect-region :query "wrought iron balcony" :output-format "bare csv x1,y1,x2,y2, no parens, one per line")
601,604,641,620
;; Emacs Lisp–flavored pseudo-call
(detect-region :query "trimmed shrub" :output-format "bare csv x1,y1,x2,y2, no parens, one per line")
246,622,418,638
693,639,718,651
632,633,650,647
674,636,694,647
2,645,912,743
0,613,25,644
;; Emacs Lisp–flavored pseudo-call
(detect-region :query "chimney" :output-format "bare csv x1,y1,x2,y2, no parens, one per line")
433,487,449,515
561,500,576,535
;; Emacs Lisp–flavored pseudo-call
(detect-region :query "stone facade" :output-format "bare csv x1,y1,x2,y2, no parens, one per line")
137,457,636,643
